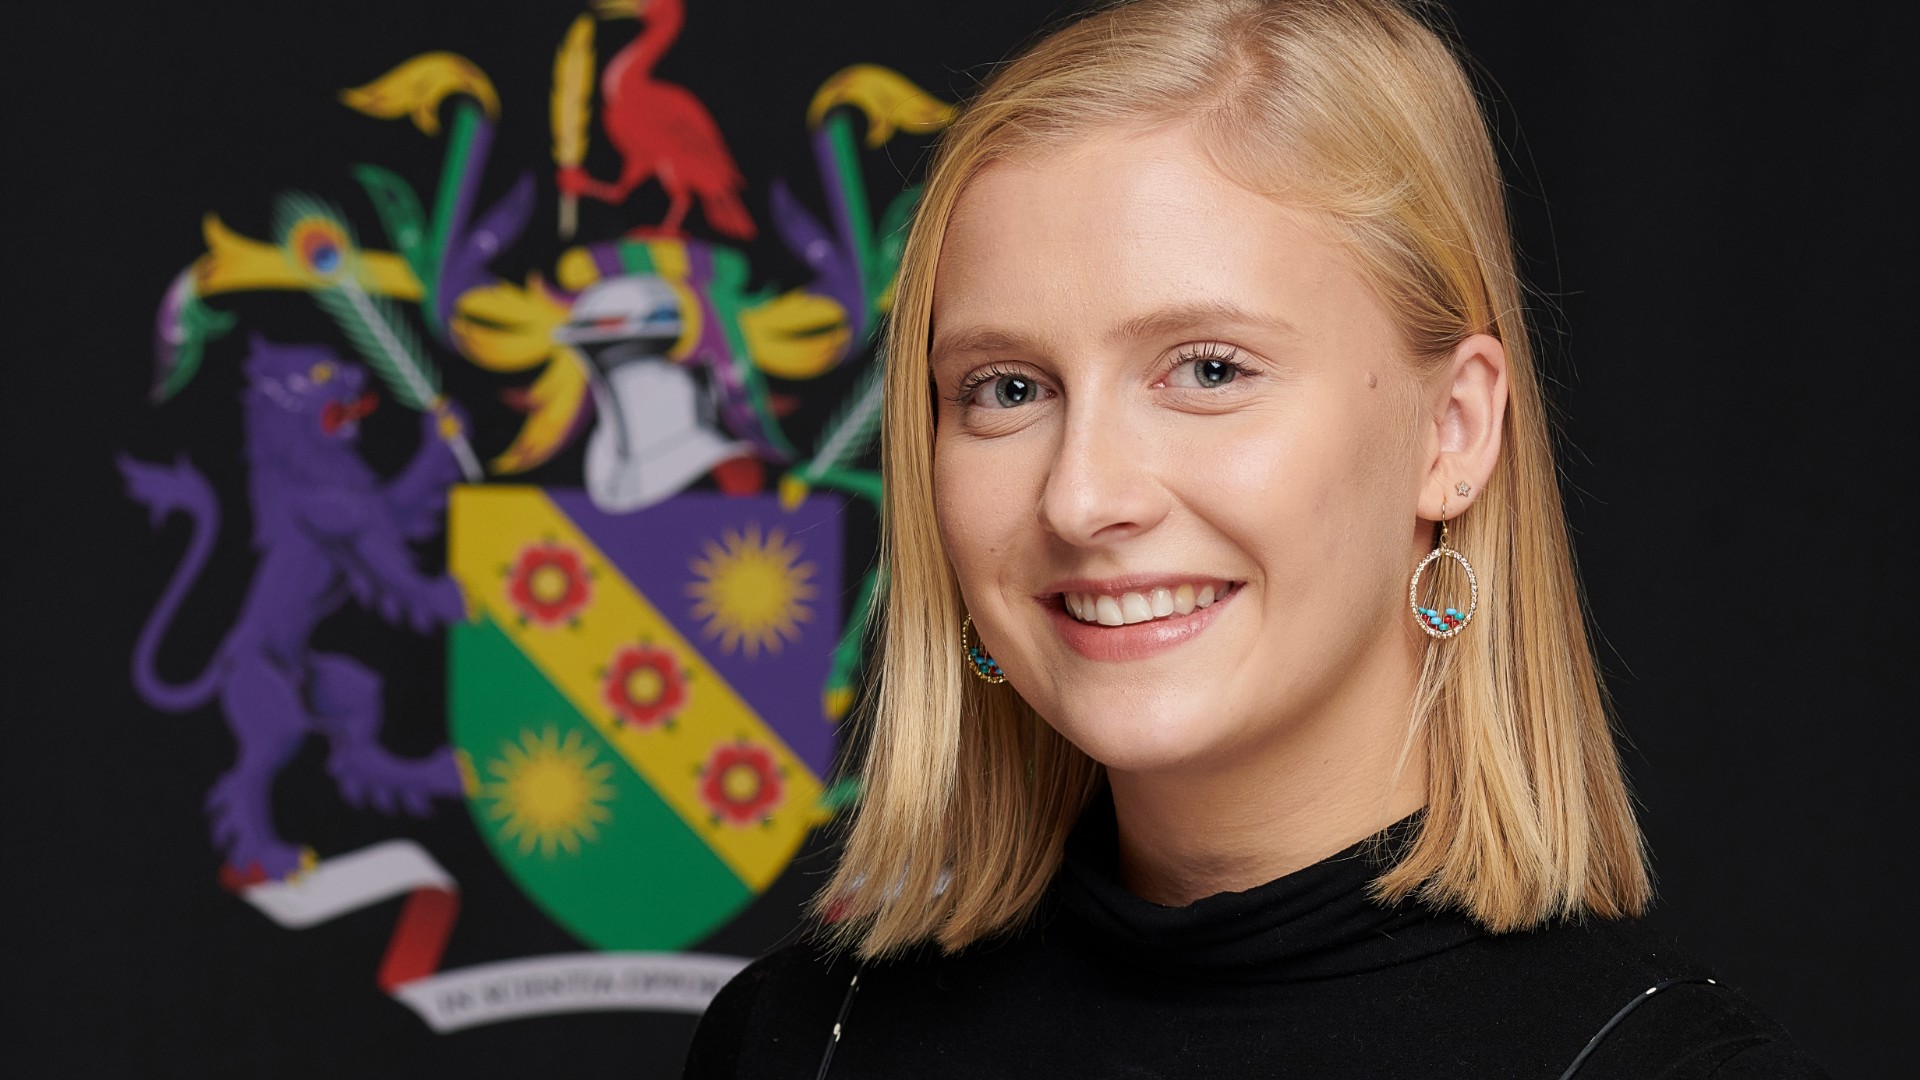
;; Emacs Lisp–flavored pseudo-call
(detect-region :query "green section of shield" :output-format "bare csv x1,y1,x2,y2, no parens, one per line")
449,614,752,950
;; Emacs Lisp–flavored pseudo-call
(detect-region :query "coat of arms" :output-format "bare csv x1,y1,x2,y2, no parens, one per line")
119,0,947,1031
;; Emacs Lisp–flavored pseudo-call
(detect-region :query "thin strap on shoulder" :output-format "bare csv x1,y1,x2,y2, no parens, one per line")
814,966,866,1080
1558,976,1719,1080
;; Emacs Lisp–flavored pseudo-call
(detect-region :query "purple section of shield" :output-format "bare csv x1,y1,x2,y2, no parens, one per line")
549,488,844,777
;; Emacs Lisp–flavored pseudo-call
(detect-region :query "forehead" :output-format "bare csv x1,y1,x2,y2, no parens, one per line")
930,125,1379,367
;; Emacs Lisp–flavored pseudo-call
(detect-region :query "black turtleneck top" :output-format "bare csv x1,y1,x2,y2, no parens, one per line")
684,792,1830,1078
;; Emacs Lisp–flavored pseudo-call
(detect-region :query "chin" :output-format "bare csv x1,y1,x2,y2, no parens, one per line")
1032,690,1242,776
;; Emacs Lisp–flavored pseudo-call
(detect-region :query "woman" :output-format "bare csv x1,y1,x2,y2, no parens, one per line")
687,0,1831,1075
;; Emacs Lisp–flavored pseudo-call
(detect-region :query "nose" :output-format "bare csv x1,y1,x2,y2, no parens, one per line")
1037,395,1170,546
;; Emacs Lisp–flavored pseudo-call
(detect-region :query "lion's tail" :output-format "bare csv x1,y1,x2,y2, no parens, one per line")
118,452,227,713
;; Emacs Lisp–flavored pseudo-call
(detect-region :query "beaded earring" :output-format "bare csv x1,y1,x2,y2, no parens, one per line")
961,614,1007,683
1409,517,1478,639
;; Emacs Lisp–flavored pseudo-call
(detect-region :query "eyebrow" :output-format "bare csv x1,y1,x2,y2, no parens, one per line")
1112,300,1297,345
929,300,1297,370
929,326,1039,367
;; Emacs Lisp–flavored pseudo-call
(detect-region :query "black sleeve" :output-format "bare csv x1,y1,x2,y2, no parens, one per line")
682,941,852,1080
681,952,773,1079
1574,980,1834,1080
1705,1040,1835,1080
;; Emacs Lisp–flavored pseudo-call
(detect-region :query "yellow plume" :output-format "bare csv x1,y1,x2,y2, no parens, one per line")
739,290,852,380
807,64,956,146
448,274,569,373
448,274,590,475
341,52,501,137
552,15,596,167
490,356,592,474
591,0,644,20
195,214,422,301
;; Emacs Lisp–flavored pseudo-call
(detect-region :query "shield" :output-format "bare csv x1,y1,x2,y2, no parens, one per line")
447,484,841,950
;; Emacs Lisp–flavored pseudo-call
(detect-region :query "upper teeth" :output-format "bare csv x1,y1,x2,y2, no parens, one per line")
1064,584,1221,626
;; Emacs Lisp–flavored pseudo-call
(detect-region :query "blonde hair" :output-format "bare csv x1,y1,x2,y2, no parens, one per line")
816,0,1651,958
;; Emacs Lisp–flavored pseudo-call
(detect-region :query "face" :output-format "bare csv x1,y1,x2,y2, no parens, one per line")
245,339,377,441
930,124,1431,776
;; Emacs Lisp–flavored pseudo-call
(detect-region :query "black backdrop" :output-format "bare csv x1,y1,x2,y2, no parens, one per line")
5,1,1911,1076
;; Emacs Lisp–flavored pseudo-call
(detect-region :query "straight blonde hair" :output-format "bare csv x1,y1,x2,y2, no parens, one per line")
816,0,1652,959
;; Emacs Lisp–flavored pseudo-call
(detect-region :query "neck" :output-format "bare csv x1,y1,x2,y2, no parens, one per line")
1107,628,1427,907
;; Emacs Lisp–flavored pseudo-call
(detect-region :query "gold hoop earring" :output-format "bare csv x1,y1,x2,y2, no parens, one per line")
1409,519,1478,639
961,614,1007,683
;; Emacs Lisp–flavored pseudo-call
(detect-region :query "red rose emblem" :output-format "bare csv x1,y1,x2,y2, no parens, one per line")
698,742,785,826
602,644,688,728
505,542,592,627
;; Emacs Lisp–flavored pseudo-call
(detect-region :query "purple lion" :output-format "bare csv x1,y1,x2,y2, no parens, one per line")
119,334,470,881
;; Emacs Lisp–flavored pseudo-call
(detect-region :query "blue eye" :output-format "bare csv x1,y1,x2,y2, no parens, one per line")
955,367,1046,410
1192,358,1237,387
990,374,1039,407
1168,347,1247,389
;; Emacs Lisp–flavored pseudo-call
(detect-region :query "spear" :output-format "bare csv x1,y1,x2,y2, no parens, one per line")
273,192,483,481
551,14,595,240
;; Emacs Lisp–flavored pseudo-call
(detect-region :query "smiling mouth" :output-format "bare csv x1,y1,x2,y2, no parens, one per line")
1059,582,1241,627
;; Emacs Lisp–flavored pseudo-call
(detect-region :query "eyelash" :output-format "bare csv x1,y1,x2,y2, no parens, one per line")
948,344,1254,409
948,364,1030,409
1169,342,1246,387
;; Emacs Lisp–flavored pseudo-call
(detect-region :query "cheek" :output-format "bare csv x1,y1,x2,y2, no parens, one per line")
1305,397,1420,602
1198,395,1410,606
932,431,1023,587
1183,409,1322,537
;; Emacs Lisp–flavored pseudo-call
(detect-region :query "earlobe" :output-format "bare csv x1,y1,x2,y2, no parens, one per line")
1419,333,1508,521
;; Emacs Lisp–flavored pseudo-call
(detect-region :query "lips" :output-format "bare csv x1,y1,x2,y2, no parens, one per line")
321,391,379,434
1042,580,1240,662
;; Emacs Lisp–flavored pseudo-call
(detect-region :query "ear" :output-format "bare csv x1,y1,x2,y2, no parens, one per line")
1418,333,1507,522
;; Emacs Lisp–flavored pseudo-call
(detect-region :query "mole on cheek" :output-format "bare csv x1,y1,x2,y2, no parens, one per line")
1367,372,1378,389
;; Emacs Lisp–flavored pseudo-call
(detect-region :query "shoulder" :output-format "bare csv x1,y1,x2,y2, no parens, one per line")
1463,909,1703,978
1412,910,1710,1022
1571,976,1834,1079
682,938,854,1080
1411,914,1829,1076
1456,916,1830,1079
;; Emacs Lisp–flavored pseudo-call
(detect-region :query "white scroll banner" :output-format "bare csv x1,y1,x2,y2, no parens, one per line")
390,951,751,1033
241,840,455,929
236,840,749,1032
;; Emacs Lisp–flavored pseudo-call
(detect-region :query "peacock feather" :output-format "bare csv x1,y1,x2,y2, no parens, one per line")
806,359,882,483
273,192,441,412
270,191,482,480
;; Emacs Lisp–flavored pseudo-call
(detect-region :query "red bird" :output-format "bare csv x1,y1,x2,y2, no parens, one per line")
559,0,757,240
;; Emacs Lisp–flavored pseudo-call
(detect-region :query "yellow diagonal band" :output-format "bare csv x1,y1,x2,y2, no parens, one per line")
450,485,822,891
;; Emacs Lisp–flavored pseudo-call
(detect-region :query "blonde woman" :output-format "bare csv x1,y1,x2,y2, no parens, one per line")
687,1,1829,1076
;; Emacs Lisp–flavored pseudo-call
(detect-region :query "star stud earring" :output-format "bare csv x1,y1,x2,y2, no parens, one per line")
1455,481,1471,497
